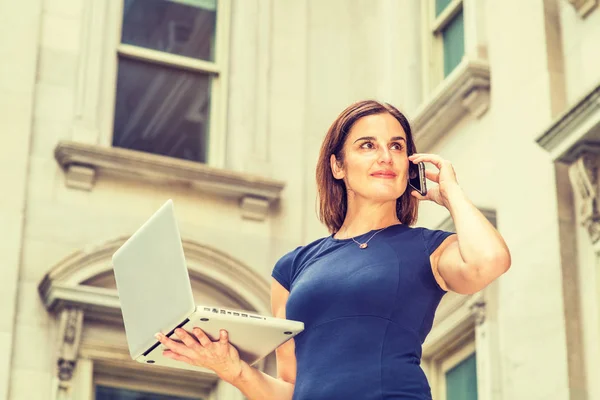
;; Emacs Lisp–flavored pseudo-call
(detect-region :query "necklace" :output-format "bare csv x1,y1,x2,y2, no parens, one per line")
342,223,395,249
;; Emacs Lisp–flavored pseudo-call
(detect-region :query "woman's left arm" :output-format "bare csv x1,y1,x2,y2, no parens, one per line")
408,154,512,295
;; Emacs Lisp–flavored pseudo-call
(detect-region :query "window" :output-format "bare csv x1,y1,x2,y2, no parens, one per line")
112,0,229,165
414,0,489,148
431,0,465,80
96,385,203,400
427,338,478,400
444,347,478,400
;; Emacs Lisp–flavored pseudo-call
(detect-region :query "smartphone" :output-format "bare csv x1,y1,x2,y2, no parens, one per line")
408,161,427,196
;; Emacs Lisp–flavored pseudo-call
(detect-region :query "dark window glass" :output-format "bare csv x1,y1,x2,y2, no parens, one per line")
112,58,211,163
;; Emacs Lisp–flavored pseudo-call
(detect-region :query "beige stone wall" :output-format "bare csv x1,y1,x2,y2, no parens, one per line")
2,0,600,399
0,0,43,399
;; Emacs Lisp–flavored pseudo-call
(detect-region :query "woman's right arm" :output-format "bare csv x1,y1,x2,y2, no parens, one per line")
230,278,297,399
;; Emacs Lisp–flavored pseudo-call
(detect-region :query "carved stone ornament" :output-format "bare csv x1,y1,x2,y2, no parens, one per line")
568,151,600,244
56,308,84,384
469,299,486,326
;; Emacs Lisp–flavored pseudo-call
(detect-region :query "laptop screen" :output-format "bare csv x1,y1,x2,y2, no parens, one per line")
112,200,195,358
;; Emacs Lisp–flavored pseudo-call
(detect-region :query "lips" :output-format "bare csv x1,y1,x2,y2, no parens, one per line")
370,171,397,178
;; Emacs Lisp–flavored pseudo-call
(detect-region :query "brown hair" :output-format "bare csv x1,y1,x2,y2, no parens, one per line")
316,100,419,234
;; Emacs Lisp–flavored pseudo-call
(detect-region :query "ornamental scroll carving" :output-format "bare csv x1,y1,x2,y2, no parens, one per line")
54,308,84,399
469,299,486,326
568,151,600,245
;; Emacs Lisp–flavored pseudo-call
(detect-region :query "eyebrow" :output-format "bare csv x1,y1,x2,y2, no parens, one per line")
353,136,406,144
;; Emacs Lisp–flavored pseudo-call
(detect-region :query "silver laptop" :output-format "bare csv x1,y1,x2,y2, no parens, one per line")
112,199,304,373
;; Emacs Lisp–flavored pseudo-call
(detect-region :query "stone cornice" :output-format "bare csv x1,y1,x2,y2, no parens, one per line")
39,283,122,324
412,58,491,151
536,82,600,163
54,141,286,220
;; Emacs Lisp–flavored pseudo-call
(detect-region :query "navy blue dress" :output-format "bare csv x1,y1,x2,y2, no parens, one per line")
271,224,455,400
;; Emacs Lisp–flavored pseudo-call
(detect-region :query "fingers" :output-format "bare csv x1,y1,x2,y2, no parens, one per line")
219,329,229,347
191,327,213,347
163,349,194,364
175,328,204,350
409,153,445,169
424,169,439,182
410,190,426,200
155,332,197,358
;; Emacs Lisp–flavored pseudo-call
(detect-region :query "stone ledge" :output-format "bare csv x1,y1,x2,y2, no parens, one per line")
536,81,600,163
54,141,286,220
412,58,491,151
38,282,123,324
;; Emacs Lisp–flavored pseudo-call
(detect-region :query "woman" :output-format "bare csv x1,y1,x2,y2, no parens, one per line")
155,100,511,399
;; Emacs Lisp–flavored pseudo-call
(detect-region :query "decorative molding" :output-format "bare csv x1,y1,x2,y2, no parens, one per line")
568,149,600,244
240,196,270,221
536,81,600,163
54,308,84,398
412,58,491,151
54,141,285,220
567,0,598,18
38,237,272,322
65,165,96,191
40,283,122,324
436,208,497,232
87,346,217,394
469,298,486,326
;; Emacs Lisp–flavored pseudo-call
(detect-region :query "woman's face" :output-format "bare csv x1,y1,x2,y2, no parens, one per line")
331,112,410,203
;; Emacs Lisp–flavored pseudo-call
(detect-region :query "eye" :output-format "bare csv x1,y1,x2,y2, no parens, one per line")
360,141,375,149
390,142,404,150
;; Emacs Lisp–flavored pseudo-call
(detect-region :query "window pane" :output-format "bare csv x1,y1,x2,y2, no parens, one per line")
96,385,203,400
122,0,217,62
442,9,464,77
436,0,453,16
446,353,478,400
112,58,211,163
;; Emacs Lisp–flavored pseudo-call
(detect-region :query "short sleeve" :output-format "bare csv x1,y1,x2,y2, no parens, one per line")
421,228,456,255
271,247,301,291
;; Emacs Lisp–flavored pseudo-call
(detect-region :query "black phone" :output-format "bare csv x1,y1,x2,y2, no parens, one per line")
408,161,427,196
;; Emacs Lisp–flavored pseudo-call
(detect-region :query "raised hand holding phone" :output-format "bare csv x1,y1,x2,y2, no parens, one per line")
408,153,460,208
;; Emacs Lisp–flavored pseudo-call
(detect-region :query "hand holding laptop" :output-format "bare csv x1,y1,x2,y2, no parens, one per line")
112,200,304,374
155,327,244,383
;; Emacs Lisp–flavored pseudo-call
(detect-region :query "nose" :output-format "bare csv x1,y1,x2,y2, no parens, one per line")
378,147,393,164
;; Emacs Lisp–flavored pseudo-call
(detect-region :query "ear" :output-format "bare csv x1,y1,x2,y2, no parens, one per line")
330,154,345,180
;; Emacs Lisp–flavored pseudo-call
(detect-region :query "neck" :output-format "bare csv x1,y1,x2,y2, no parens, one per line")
336,197,399,239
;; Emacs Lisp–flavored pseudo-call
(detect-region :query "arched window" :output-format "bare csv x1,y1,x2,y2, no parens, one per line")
38,237,271,400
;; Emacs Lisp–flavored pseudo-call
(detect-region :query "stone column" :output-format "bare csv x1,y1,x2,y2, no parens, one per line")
52,308,84,400
469,286,502,400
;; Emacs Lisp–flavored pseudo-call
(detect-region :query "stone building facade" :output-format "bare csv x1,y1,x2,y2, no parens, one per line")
1,0,599,399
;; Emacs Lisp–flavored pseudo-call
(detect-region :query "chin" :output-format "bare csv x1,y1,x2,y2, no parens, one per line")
366,188,405,202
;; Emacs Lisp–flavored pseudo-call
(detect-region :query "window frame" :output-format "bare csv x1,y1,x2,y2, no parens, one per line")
437,340,477,400
421,0,465,96
99,0,231,168
413,0,490,152
93,368,210,400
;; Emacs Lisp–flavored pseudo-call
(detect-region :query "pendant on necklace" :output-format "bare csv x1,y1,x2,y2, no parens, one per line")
359,243,368,249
